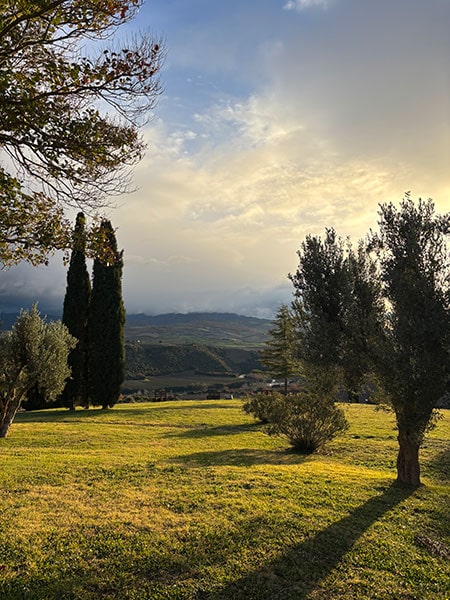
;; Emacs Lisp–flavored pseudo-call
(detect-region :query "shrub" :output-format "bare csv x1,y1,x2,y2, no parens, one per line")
242,392,275,424
265,391,349,453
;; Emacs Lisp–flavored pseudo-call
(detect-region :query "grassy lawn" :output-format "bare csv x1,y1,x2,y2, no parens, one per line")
0,401,448,599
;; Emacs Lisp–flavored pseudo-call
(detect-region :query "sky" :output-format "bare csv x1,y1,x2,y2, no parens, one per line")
1,0,450,318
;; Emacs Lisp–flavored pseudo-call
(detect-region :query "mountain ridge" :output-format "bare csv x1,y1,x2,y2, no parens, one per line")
1,311,272,348
125,311,271,325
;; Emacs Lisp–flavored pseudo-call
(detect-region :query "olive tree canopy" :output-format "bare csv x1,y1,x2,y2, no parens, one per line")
0,305,76,437
291,197,450,486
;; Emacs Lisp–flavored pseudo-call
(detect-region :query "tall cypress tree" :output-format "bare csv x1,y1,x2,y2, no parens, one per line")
88,220,125,409
61,212,91,410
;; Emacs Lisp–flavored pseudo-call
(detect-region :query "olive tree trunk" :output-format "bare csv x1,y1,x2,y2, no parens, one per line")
396,429,421,486
0,395,21,438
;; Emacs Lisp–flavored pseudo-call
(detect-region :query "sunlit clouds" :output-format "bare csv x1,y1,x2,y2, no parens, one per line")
1,0,449,317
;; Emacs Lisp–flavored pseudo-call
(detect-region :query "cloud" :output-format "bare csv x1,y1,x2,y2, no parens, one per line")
280,2,449,167
114,0,450,313
2,0,449,318
0,261,67,313
110,84,424,316
137,89,421,226
284,0,330,11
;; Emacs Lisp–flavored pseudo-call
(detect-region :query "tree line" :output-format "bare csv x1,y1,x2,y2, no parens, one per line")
0,214,125,436
0,1,149,436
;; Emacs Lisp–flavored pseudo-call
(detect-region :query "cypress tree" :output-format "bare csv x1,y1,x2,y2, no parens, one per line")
88,220,125,409
261,304,300,393
61,212,91,410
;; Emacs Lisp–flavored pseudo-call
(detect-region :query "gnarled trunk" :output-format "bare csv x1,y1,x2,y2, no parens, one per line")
396,429,421,486
0,395,21,438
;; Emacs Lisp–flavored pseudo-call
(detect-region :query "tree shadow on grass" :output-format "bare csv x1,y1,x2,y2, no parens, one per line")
169,421,262,439
424,446,450,482
0,485,416,599
15,402,241,424
206,483,416,599
171,447,313,467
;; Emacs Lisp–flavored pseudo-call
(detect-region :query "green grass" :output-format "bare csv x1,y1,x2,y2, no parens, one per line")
0,401,448,599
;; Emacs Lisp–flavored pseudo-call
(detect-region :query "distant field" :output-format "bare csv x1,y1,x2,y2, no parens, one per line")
123,371,242,395
125,313,271,349
0,401,448,599
127,333,265,349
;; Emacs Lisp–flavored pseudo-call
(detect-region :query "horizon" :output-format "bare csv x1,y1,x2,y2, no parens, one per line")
0,307,273,322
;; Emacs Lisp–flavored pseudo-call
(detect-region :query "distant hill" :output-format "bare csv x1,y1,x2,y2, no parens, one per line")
124,313,270,382
0,311,271,380
1,311,272,347
125,342,262,379
125,312,271,348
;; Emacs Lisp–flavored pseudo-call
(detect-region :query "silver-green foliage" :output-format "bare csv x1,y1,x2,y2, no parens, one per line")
290,197,450,485
245,390,349,453
243,392,273,424
0,306,76,436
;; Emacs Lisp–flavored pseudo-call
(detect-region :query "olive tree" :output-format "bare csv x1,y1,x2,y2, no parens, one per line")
369,198,450,485
290,228,351,396
291,197,450,485
0,306,76,437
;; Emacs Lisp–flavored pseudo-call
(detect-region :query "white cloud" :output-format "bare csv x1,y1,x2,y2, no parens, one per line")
111,81,432,316
284,0,330,11
3,0,449,318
